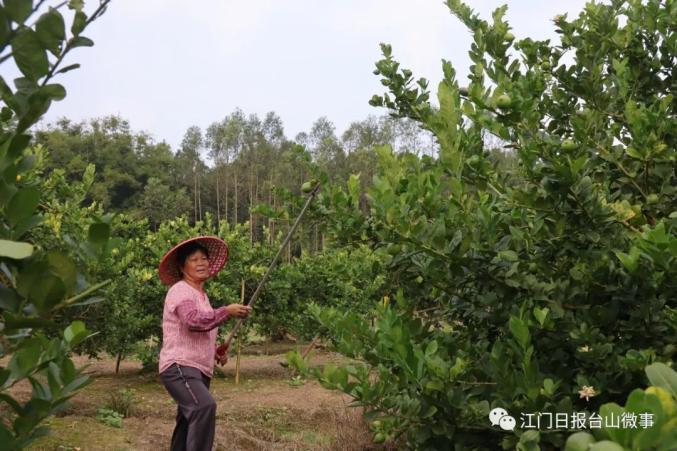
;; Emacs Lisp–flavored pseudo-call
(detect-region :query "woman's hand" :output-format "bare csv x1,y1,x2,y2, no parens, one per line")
226,303,252,318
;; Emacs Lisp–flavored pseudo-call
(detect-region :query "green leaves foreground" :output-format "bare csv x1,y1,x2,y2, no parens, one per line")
0,1,111,449
293,0,676,449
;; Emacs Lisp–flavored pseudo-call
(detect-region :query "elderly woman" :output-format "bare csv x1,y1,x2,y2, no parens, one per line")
158,236,251,451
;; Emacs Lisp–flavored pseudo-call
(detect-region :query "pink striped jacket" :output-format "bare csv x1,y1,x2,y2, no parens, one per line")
158,280,230,378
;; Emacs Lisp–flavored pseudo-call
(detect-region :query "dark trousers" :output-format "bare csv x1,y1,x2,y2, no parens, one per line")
160,364,216,451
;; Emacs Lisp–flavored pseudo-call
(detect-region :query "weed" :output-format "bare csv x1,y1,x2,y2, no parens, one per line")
287,375,306,387
96,408,123,428
104,388,137,417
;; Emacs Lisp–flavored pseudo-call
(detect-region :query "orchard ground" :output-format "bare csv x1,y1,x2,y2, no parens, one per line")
6,342,397,451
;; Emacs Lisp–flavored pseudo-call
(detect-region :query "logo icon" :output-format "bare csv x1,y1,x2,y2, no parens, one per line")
489,407,516,431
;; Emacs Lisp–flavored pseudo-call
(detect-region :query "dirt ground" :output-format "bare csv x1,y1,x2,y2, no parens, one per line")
7,344,395,451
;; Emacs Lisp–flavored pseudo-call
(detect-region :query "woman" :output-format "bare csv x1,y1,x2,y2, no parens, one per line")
157,236,251,451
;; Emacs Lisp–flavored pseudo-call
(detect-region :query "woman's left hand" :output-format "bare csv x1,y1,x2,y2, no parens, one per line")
226,303,252,318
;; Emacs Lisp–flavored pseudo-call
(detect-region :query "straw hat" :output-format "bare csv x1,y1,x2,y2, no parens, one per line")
158,236,229,286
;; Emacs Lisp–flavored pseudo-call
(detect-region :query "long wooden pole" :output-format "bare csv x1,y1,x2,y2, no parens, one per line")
235,279,245,384
222,183,321,351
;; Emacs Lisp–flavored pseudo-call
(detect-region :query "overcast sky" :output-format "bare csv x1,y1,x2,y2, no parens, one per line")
7,1,591,152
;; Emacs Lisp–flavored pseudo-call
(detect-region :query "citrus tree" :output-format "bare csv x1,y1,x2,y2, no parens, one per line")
0,1,112,448
290,0,676,449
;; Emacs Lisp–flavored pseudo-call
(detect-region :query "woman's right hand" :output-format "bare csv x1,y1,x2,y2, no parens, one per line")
226,303,252,318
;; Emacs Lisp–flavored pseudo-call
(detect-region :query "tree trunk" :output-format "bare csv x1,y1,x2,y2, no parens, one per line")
198,172,202,222
224,165,229,228
115,351,123,375
234,171,238,225
269,182,274,245
286,220,291,263
193,169,198,224
314,224,318,255
249,168,254,244
255,173,259,242
216,166,220,230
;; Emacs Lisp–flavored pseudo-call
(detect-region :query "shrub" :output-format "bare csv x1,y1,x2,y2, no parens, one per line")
96,408,123,428
292,0,677,448
104,388,137,418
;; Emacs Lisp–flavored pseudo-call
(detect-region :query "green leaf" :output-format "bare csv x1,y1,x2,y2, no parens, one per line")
425,340,438,356
533,307,549,327
41,83,66,100
599,403,628,445
498,250,519,262
11,213,43,240
11,28,49,81
0,239,33,259
0,422,15,448
16,259,66,312
71,10,86,35
615,247,640,273
542,378,555,395
17,88,54,132
62,374,89,395
8,133,31,158
63,320,87,346
55,63,80,75
0,285,20,312
35,8,65,56
425,380,444,391
0,393,24,414
88,222,110,244
347,174,360,204
625,147,643,160
67,296,105,308
645,363,677,398
69,35,94,48
68,0,84,11
47,252,77,293
509,316,530,349
0,8,11,44
5,0,32,23
6,186,40,227
8,338,41,380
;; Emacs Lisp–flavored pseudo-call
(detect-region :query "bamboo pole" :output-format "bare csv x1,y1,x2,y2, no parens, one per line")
222,182,321,351
235,279,245,384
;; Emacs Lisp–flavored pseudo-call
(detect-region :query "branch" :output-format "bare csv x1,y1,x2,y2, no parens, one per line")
41,0,111,87
0,0,49,57
54,279,111,311
596,144,648,199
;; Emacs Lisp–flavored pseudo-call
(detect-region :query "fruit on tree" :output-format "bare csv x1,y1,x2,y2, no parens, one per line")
561,139,578,151
646,194,659,204
301,182,313,193
495,94,512,109
504,32,515,42
373,433,386,444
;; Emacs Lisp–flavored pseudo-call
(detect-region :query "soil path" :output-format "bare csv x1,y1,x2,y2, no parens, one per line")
9,347,392,451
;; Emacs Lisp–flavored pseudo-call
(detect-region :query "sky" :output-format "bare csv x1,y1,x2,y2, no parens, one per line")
4,0,592,152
